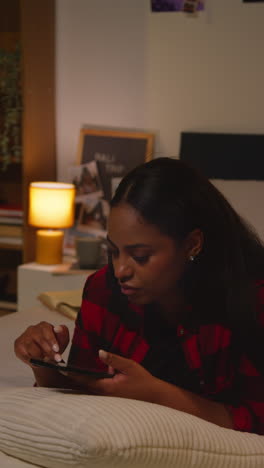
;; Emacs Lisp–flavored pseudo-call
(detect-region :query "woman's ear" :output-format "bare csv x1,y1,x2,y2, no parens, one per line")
185,228,203,260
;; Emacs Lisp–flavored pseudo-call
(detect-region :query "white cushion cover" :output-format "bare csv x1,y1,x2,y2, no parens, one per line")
0,387,264,468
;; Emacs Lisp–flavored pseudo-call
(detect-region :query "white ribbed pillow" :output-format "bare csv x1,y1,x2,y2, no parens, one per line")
0,387,263,468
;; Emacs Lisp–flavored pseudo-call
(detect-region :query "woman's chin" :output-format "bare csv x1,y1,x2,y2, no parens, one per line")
127,294,151,305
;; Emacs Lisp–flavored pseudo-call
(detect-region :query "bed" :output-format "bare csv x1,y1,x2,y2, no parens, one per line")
0,299,264,468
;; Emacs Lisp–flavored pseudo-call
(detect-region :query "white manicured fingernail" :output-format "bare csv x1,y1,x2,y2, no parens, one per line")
54,353,62,362
52,344,59,352
99,349,108,359
54,325,63,333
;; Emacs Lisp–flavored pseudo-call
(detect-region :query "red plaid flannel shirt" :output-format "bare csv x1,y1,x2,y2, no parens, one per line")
68,266,264,434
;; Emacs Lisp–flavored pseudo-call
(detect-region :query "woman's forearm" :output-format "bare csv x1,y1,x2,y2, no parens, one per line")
153,378,233,429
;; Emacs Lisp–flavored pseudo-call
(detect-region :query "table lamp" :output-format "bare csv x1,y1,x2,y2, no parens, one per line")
29,182,75,264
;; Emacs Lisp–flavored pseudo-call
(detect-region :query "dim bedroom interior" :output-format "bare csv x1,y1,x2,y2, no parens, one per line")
1,131,264,467
1,0,264,467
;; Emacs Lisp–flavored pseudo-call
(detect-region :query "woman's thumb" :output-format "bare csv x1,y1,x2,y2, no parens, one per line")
99,349,134,374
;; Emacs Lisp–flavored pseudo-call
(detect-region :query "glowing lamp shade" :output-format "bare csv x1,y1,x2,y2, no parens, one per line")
29,182,75,264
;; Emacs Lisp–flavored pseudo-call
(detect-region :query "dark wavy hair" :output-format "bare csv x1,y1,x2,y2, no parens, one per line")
107,158,264,366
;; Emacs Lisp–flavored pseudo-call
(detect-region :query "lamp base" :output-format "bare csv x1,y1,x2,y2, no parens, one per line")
36,230,64,265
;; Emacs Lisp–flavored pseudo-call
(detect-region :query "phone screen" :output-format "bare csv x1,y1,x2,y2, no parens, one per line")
30,358,114,378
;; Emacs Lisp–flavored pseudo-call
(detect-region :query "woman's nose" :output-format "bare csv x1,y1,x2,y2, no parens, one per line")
113,257,133,281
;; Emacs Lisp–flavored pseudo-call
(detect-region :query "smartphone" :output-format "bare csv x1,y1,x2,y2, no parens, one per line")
30,358,114,378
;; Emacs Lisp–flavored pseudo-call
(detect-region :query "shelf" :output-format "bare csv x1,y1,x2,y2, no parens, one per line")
0,238,23,250
0,300,17,311
0,243,23,251
0,0,56,306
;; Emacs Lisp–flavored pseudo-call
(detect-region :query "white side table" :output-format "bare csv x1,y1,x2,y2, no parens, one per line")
17,262,93,312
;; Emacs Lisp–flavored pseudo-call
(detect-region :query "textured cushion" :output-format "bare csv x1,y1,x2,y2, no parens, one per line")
0,450,35,468
0,387,264,468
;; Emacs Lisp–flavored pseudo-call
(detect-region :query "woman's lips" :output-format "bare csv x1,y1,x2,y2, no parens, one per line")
120,285,139,296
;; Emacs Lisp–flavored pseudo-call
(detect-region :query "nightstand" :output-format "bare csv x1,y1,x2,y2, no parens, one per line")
17,262,94,312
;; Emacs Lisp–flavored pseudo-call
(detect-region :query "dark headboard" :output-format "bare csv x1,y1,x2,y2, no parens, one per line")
179,132,264,180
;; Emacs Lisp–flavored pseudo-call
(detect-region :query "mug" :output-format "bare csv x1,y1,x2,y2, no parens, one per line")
75,236,103,269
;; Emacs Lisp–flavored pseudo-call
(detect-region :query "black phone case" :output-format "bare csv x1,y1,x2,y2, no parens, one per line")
30,358,114,378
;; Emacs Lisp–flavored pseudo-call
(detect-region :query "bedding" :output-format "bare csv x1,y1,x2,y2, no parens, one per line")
0,450,34,468
1,304,264,468
0,386,264,468
0,304,74,467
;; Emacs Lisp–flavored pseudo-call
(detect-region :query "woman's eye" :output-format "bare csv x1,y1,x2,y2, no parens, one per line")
132,255,149,264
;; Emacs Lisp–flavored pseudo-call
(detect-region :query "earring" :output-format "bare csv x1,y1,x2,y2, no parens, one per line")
189,255,195,261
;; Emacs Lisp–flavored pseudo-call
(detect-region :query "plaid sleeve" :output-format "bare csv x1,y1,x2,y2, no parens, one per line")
227,281,264,434
226,357,264,434
67,266,112,373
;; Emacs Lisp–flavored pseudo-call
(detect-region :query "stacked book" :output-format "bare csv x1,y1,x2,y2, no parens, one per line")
0,204,24,247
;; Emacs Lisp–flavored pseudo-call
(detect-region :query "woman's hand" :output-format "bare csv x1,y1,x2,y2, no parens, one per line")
14,322,69,366
64,350,161,403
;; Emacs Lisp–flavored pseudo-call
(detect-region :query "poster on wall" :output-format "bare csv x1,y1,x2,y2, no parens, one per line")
63,127,154,251
77,128,154,201
151,0,204,12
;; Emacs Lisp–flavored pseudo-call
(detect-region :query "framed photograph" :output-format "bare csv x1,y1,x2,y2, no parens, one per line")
70,161,103,203
76,128,154,201
77,198,110,235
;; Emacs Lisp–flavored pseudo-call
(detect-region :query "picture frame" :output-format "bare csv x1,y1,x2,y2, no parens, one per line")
76,128,154,201
151,0,204,12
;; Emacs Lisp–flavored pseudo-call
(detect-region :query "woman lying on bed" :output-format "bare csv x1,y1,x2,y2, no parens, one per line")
15,158,264,435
